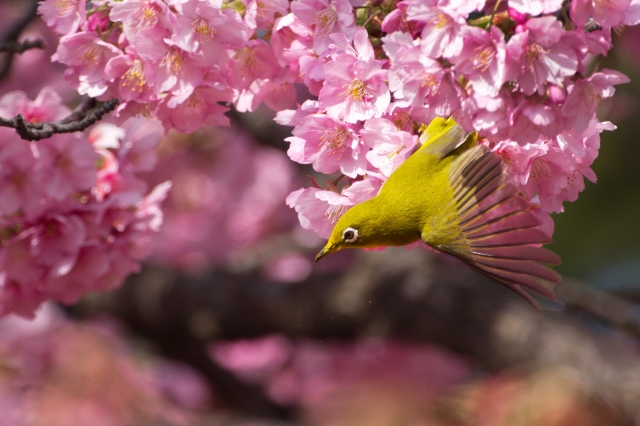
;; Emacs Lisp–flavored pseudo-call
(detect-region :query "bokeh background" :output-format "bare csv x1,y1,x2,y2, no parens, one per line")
2,1,640,425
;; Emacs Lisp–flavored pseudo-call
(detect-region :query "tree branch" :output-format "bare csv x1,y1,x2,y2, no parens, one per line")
0,98,120,141
0,39,45,54
0,0,41,79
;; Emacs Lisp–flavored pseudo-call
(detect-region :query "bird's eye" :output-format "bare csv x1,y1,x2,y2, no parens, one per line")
342,227,358,243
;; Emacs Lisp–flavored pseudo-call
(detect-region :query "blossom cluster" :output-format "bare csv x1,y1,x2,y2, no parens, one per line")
0,88,168,318
0,304,209,424
143,125,301,275
282,0,638,239
40,0,297,133
30,0,640,309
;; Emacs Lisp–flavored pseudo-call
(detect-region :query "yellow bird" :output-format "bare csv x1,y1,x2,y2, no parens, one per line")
315,117,561,309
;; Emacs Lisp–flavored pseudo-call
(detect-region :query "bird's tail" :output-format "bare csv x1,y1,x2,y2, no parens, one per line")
441,144,562,310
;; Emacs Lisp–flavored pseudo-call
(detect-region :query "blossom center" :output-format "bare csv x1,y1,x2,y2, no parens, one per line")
346,79,371,101
531,158,551,183
392,112,411,130
421,74,439,95
236,47,259,78
312,6,338,37
525,42,548,70
161,48,185,76
472,45,496,72
122,60,147,93
54,0,76,17
80,44,101,66
429,11,452,29
496,149,513,165
324,203,349,224
594,0,620,14
319,127,350,156
133,4,160,32
192,18,216,40
385,145,405,159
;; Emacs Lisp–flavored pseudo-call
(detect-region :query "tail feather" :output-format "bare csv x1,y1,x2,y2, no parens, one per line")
464,211,541,237
436,144,563,309
472,246,561,265
460,196,529,228
466,227,552,246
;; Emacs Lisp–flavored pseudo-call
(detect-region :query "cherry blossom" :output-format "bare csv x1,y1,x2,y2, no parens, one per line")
506,17,579,96
290,0,356,54
38,0,87,35
451,26,506,97
23,0,640,308
287,113,367,177
319,29,389,123
360,118,419,177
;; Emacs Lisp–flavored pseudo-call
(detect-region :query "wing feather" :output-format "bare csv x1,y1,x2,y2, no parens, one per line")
428,144,562,309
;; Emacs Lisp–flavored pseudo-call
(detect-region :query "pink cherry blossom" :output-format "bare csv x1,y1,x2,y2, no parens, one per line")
245,0,290,30
458,87,514,142
383,32,461,118
381,1,412,33
506,17,579,96
274,100,320,126
509,96,564,144
286,187,354,238
271,13,314,71
0,87,70,123
319,30,389,123
171,3,249,63
227,40,281,90
234,79,297,113
54,31,122,97
38,0,87,34
135,31,205,103
492,139,547,186
115,117,164,174
157,86,233,133
562,69,629,132
0,139,46,220
360,118,418,176
37,134,99,201
451,26,506,97
342,174,385,203
570,0,632,28
30,214,86,278
105,51,156,103
406,0,468,58
290,0,356,54
287,114,366,177
109,0,172,41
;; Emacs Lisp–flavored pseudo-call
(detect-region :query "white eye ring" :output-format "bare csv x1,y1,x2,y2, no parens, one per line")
342,227,358,243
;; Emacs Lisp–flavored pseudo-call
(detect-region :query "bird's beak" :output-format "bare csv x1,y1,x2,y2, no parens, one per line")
315,244,335,263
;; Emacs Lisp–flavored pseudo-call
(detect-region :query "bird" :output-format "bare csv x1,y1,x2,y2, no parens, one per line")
315,117,561,309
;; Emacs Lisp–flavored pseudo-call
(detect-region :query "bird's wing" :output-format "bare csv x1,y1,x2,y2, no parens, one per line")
432,145,562,309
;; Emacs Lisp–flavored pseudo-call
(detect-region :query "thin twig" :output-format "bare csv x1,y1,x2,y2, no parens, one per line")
362,10,382,28
0,0,41,79
0,39,45,54
0,98,120,141
0,0,40,42
487,0,501,30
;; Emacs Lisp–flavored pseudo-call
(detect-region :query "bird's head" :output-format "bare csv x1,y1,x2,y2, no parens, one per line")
315,204,377,262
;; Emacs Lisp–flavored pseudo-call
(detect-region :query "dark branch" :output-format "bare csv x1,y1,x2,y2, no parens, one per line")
0,39,45,54
0,0,40,42
0,98,120,141
68,248,640,423
0,0,41,79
